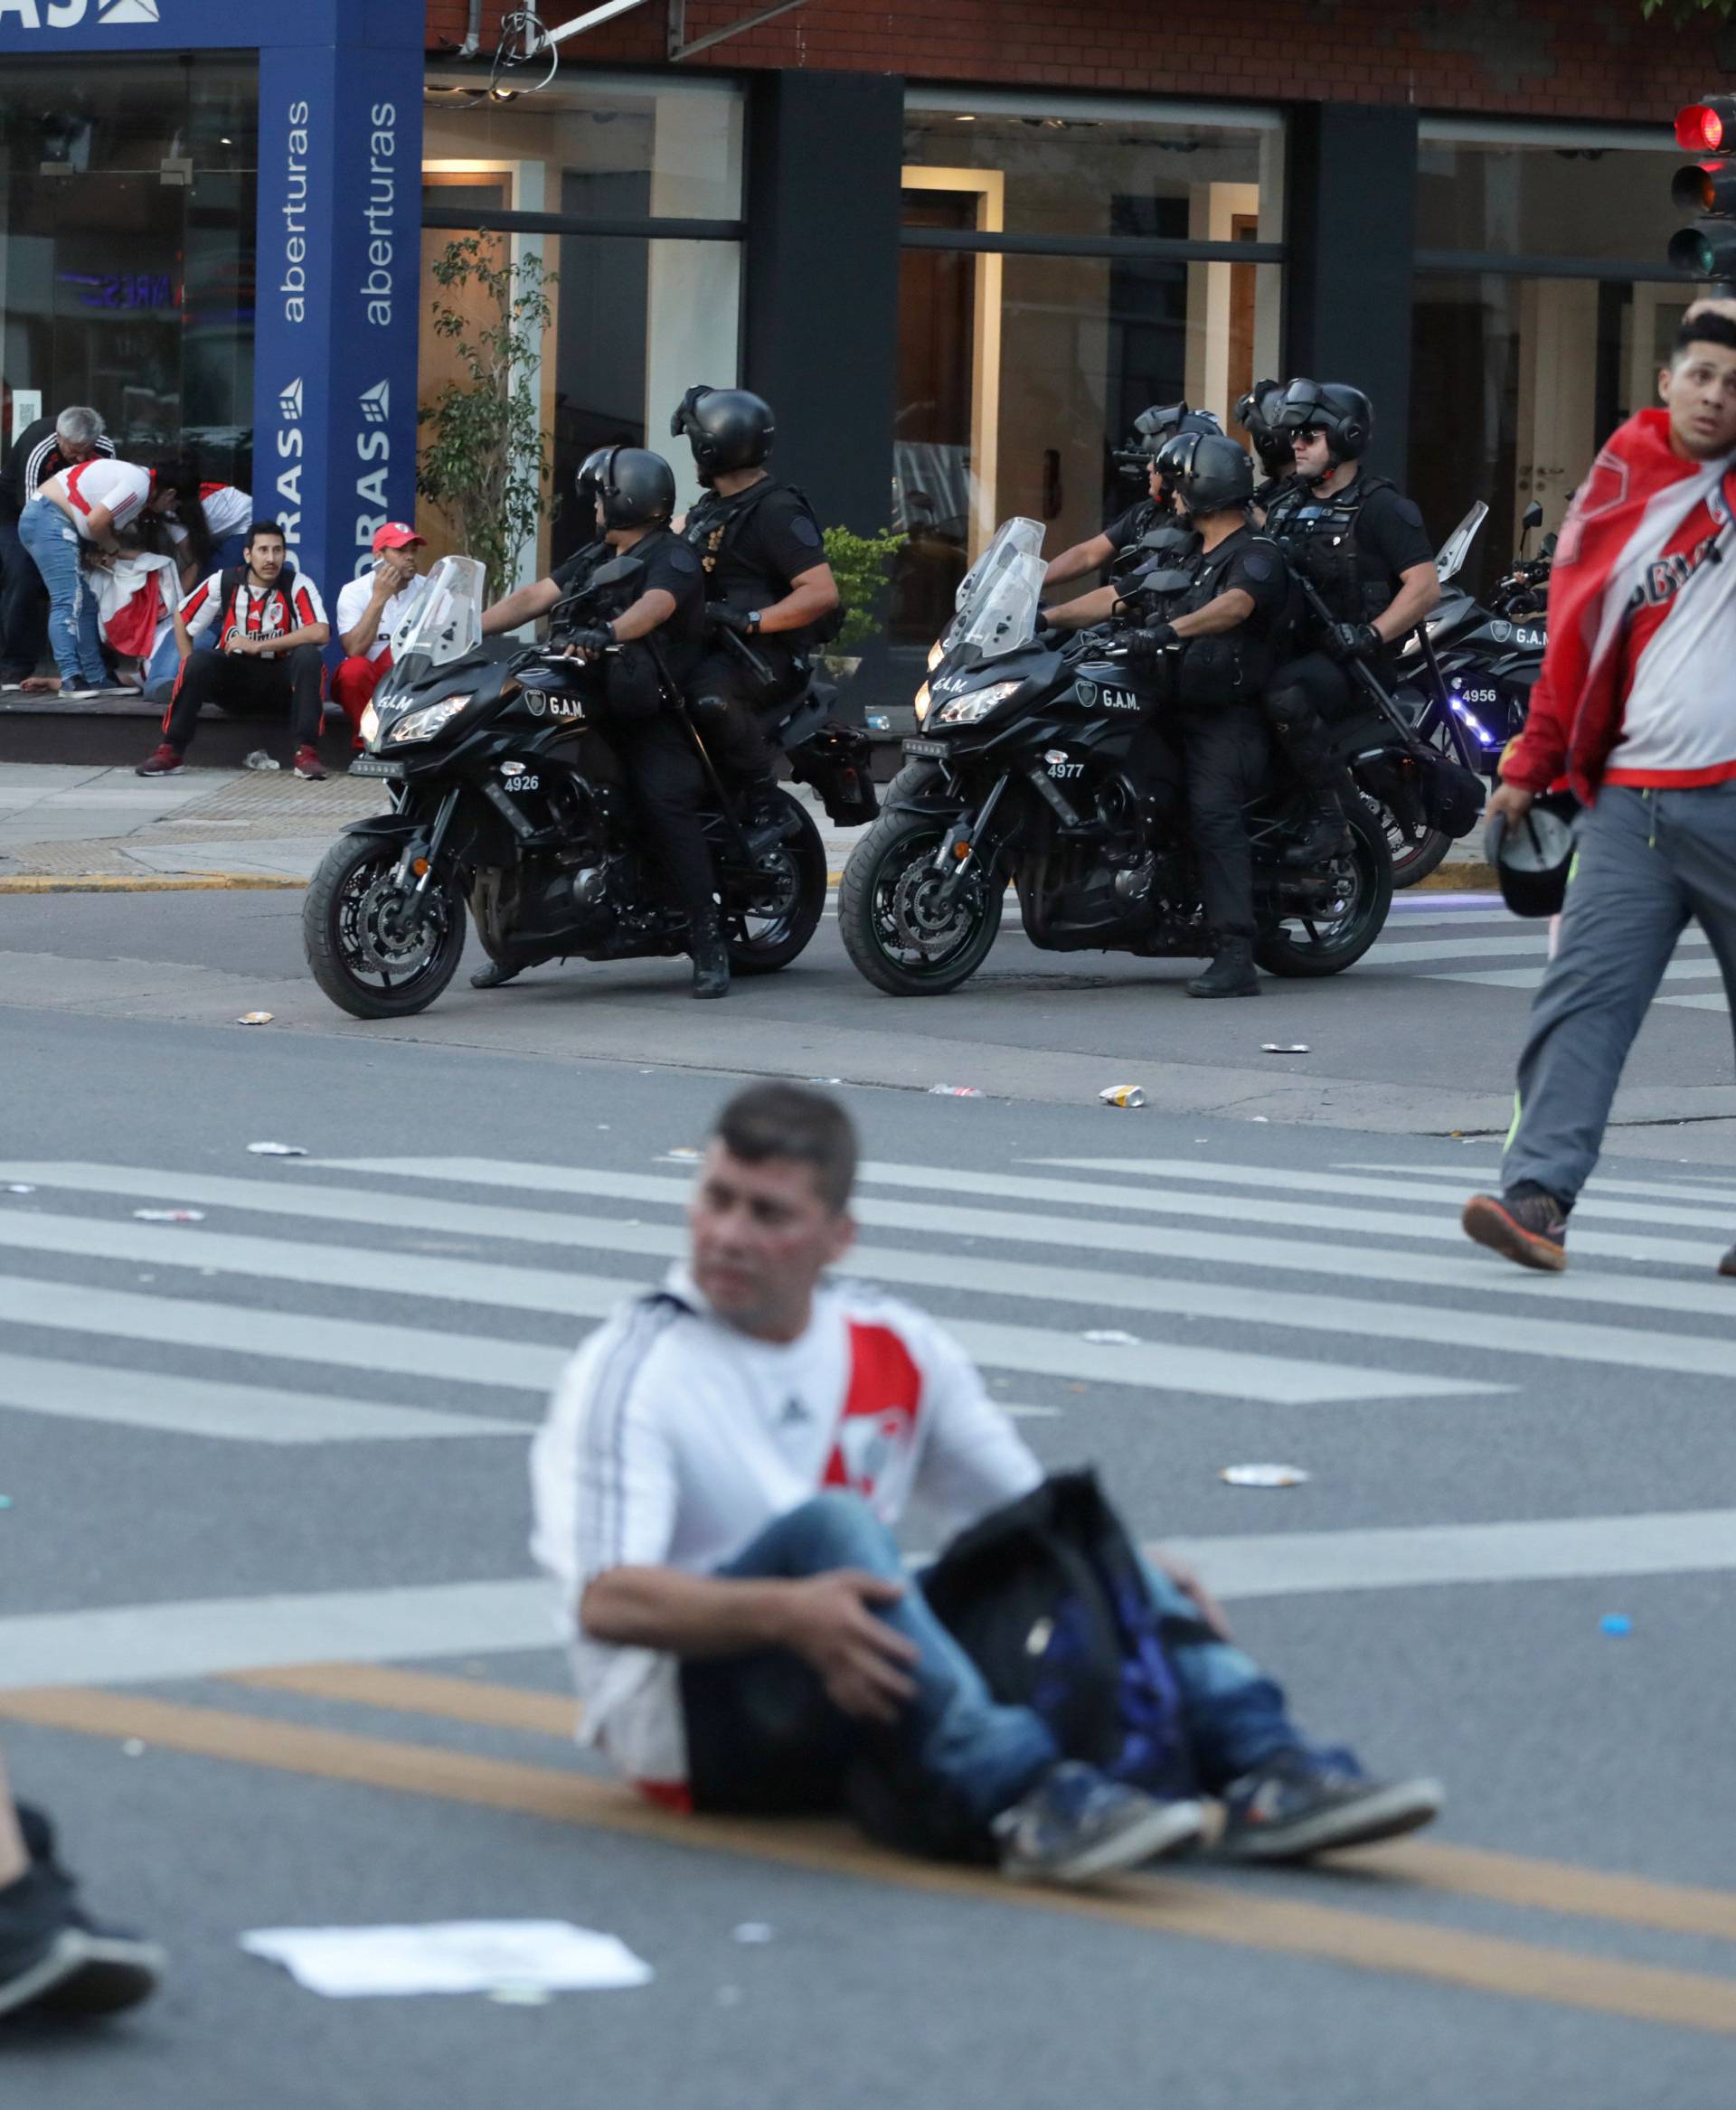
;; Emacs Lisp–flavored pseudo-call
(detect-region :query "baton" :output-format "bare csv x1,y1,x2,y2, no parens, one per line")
1293,573,1437,764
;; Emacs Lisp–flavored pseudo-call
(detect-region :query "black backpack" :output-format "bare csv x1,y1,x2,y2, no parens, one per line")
921,1469,1210,1798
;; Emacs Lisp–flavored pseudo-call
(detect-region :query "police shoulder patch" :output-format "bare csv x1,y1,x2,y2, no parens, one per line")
1241,551,1277,580
1392,496,1425,528
790,513,824,549
666,543,701,571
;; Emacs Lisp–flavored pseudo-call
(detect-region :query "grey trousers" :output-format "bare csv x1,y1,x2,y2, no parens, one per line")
1503,784,1736,1205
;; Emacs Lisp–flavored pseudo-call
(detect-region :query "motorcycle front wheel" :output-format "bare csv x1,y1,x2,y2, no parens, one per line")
1255,797,1393,978
838,809,1003,996
303,831,467,1019
1382,805,1451,889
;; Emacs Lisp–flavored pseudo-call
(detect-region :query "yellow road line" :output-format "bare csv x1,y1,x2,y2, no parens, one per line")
0,873,305,894
227,1662,1736,1949
4,1683,1733,2037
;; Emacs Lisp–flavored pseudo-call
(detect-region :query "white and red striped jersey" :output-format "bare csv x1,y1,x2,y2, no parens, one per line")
531,1268,1043,1787
45,458,152,539
180,568,328,653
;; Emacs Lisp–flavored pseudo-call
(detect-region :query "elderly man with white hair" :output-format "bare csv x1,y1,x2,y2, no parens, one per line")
0,404,115,689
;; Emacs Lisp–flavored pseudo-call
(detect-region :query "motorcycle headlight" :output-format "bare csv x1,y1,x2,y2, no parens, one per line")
387,696,472,745
927,639,946,672
913,680,931,723
935,679,1022,725
359,702,380,746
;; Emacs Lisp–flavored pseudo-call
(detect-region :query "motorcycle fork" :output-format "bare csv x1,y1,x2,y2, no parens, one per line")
393,788,461,896
1418,633,1481,771
933,770,1011,909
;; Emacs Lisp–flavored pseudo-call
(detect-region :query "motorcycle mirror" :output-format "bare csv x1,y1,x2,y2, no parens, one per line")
590,553,646,591
1522,500,1543,531
1541,531,1557,558
1435,501,1489,584
1133,567,1194,595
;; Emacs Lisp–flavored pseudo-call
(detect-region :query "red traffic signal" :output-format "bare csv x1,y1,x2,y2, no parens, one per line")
1675,99,1736,152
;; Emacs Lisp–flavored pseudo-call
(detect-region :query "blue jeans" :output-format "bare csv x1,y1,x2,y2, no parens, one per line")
0,511,48,679
680,1493,1307,1855
17,499,104,685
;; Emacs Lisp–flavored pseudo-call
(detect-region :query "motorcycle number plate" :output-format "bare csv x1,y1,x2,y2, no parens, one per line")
903,738,948,759
347,756,405,779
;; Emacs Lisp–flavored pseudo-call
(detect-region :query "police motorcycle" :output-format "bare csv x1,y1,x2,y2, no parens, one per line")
836,519,1395,997
301,553,835,1019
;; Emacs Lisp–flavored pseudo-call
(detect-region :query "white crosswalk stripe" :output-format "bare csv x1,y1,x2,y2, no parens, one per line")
1357,907,1731,1013
6,1144,1736,1682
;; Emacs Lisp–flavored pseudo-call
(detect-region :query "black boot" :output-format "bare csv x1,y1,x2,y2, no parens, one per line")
691,911,731,1000
1186,936,1260,998
1285,794,1353,865
470,958,523,991
741,775,797,843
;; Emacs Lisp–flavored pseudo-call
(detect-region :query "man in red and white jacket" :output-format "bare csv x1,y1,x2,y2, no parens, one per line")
1465,310,1736,1276
136,519,331,778
532,1083,1440,1882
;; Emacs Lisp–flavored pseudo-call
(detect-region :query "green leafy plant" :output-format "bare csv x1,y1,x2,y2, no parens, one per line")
417,236,556,600
821,526,905,654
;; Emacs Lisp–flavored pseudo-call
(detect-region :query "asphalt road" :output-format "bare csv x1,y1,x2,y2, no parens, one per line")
2,888,1735,2106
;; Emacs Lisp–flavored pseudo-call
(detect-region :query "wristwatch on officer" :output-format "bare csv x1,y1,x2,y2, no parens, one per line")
747,608,762,636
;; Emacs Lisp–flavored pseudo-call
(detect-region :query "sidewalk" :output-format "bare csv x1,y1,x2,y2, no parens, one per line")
0,764,872,891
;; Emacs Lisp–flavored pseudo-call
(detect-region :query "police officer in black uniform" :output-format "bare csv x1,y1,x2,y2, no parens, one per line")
670,386,841,832
1235,379,1297,517
1126,432,1289,999
1262,380,1440,862
479,447,727,1000
1042,402,1222,599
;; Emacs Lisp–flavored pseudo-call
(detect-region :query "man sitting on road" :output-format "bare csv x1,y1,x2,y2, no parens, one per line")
532,1082,1440,1884
331,523,428,762
136,520,331,780
1466,310,1736,1277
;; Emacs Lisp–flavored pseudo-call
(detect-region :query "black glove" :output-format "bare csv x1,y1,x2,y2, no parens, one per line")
565,626,614,657
706,602,754,636
1326,621,1381,664
1123,621,1178,671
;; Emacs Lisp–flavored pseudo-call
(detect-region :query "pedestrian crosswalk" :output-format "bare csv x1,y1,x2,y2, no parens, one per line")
1365,897,1731,1012
4,1141,1735,1689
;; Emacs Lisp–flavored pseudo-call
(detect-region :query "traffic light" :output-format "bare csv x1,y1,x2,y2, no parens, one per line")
1670,97,1736,277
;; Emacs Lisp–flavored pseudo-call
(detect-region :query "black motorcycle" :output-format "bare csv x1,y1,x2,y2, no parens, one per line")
838,520,1395,997
303,553,868,1018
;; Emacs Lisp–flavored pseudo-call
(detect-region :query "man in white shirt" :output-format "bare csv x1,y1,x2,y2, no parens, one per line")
331,522,427,759
136,519,331,779
533,1084,1440,1879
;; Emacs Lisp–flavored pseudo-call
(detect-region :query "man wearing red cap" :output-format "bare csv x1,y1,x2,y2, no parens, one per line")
331,522,427,761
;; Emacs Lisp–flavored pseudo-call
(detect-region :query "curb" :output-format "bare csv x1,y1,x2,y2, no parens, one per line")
0,873,307,895
1414,862,1495,891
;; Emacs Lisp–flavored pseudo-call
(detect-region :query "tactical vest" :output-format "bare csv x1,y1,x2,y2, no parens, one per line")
1265,473,1395,630
682,477,812,609
1173,532,1284,710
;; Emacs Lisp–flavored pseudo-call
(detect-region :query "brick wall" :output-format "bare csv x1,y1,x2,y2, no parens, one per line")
425,0,1729,124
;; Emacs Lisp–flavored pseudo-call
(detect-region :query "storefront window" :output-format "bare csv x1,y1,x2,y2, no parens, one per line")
422,74,743,580
894,92,1283,643
1410,122,1690,595
0,55,257,483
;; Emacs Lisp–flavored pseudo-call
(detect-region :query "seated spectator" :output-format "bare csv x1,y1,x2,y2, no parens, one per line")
17,456,184,699
136,519,331,779
0,1746,162,2020
332,523,428,760
532,1084,1441,1883
0,403,114,690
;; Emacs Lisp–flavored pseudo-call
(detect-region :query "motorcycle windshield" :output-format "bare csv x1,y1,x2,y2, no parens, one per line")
941,518,1046,660
392,554,486,665
1435,504,1488,585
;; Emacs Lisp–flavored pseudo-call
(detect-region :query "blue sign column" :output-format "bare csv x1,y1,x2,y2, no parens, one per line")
255,30,424,602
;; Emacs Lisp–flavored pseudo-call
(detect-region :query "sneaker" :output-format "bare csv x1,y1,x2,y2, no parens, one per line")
135,744,184,777
292,745,326,781
1218,1748,1443,1862
1462,1183,1568,1272
995,1762,1203,1886
1721,1245,1736,1279
0,1813,164,2021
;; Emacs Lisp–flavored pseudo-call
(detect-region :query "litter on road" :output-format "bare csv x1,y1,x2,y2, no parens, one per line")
237,1012,275,1026
1099,1085,1146,1108
242,749,280,772
1260,1044,1310,1054
929,1085,985,1097
1081,1328,1140,1346
247,1142,307,1157
240,1921,655,2000
4,1184,35,1195
1220,1464,1311,1488
1600,1614,1633,1636
133,1209,206,1224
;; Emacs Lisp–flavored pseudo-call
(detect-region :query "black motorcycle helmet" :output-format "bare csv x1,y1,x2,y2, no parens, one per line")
573,446,614,525
1487,794,1576,919
599,446,676,531
1127,400,1222,462
1168,432,1255,518
1274,378,1373,471
669,384,775,481
1235,378,1296,477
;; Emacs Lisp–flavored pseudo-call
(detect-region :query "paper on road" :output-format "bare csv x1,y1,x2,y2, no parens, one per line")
241,1919,654,1998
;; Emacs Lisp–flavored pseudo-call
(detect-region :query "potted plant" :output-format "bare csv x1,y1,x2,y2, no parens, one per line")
818,526,904,678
